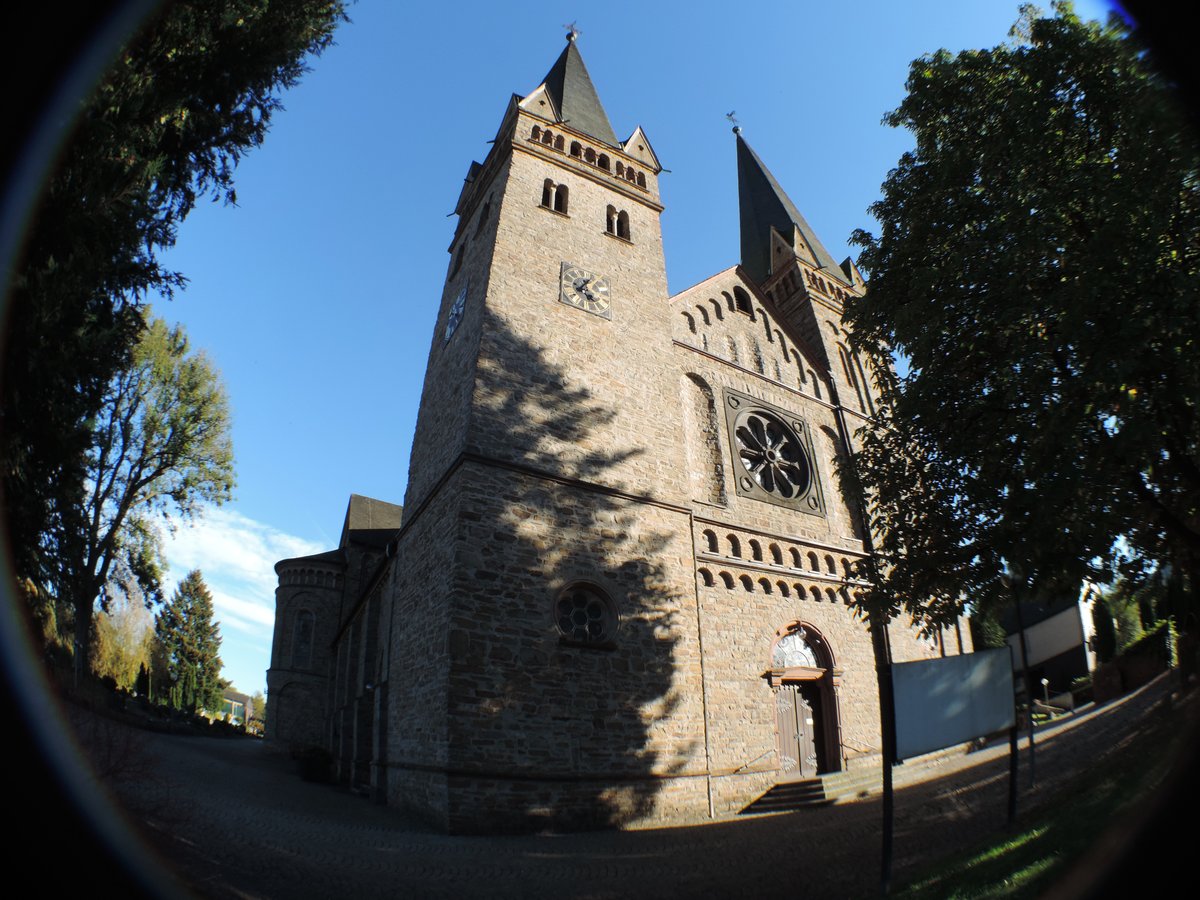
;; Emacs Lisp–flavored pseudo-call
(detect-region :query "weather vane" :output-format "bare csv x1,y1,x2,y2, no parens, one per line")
564,21,580,42
726,110,741,133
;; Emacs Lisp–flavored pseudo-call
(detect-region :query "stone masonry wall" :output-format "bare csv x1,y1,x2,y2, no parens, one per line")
443,463,707,832
383,474,463,830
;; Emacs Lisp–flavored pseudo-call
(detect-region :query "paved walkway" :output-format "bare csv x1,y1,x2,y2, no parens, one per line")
100,677,1188,899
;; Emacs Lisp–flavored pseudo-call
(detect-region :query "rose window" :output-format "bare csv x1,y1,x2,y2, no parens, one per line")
555,584,616,644
733,410,811,499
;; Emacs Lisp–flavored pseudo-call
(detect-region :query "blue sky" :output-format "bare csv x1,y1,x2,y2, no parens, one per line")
150,0,1117,694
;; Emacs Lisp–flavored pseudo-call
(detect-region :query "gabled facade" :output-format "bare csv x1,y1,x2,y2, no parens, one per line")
266,34,969,833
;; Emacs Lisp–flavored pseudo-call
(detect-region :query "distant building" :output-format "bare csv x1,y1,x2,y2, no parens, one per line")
219,688,252,726
1001,582,1100,698
266,34,969,832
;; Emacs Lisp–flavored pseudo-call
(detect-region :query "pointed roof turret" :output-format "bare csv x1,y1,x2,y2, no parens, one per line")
536,31,619,147
736,131,844,285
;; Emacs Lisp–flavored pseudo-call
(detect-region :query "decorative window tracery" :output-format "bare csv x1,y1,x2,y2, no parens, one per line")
773,628,818,669
555,583,617,646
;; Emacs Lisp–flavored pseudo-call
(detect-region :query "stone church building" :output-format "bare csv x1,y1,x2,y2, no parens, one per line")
266,34,969,832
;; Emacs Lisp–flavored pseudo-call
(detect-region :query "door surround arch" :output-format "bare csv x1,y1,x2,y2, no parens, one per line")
767,622,844,777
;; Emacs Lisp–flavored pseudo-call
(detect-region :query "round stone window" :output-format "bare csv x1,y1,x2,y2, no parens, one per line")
733,408,811,499
555,583,617,645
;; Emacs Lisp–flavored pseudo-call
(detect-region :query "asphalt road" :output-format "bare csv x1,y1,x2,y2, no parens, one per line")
87,676,1190,899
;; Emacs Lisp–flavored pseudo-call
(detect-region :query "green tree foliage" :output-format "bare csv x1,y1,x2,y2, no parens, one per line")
4,0,347,603
248,690,267,734
52,314,234,668
91,591,154,690
843,3,1200,628
154,569,223,713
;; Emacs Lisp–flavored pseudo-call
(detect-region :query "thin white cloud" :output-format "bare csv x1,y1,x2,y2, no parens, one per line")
158,507,326,639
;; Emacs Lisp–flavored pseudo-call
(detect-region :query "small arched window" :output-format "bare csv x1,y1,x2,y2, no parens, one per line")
584,147,597,164
541,179,554,209
616,210,630,240
475,198,490,237
553,183,569,214
530,124,542,141
292,609,315,669
749,540,763,562
541,130,554,146
727,534,741,557
703,529,718,553
554,135,564,151
606,205,617,235
733,287,753,316
597,153,609,170
615,162,625,176
570,141,582,158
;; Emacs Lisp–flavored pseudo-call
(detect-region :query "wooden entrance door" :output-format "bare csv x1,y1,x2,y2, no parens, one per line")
776,682,821,779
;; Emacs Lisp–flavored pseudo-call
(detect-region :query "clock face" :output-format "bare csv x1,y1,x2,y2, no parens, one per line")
560,263,612,319
444,284,467,343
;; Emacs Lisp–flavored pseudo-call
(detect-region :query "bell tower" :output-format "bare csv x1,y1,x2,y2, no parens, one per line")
403,30,674,511
387,33,705,833
735,132,876,418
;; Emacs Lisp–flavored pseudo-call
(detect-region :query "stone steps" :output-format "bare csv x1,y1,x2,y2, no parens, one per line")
741,751,962,815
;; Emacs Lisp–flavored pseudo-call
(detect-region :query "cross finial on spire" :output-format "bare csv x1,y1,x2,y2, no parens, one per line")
726,110,741,134
564,21,580,42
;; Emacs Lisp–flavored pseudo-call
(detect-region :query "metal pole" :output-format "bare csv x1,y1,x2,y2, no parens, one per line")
1013,591,1036,787
872,612,896,897
1007,724,1019,823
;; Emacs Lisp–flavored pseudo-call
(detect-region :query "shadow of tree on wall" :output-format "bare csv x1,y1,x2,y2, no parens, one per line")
438,306,695,833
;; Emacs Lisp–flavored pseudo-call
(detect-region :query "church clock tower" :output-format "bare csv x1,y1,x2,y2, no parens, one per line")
386,33,707,833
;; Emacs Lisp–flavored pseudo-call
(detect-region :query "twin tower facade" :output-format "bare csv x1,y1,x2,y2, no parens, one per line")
266,35,967,832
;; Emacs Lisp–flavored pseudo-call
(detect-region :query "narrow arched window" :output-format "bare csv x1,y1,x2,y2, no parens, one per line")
597,153,609,170
542,130,553,146
616,210,630,240
636,172,646,188
584,147,596,164
451,241,466,278
292,609,315,669
475,198,490,237
606,205,617,235
554,183,569,214
530,124,542,141
615,161,625,176
554,135,564,151
570,141,582,158
703,529,718,553
541,179,554,208
734,287,753,316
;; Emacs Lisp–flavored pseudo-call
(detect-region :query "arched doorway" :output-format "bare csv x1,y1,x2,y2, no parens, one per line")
768,623,842,780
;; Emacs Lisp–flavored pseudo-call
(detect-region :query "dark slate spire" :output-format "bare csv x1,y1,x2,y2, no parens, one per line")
736,132,843,284
539,32,619,147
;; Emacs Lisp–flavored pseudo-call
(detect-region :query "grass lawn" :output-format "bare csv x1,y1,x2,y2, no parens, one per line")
894,704,1184,899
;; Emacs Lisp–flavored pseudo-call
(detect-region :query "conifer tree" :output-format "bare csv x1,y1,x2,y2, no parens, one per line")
154,570,223,714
